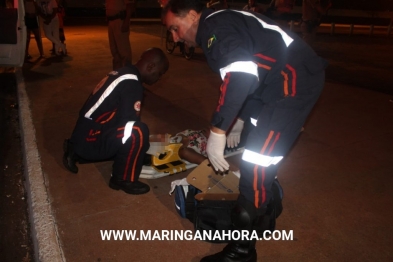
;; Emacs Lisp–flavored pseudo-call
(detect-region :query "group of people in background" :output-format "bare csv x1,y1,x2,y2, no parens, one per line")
301,0,332,44
267,0,332,45
24,0,67,62
24,0,331,65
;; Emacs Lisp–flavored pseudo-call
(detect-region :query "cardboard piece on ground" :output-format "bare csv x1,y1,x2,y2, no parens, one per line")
186,159,239,201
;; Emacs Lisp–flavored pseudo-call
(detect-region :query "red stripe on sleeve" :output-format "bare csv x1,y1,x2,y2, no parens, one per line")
286,64,297,97
254,53,277,62
216,73,230,112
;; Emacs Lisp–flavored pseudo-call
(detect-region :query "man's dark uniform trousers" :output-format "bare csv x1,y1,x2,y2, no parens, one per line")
196,9,327,233
68,65,149,184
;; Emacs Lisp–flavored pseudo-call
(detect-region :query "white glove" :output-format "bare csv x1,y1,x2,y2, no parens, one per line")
206,130,230,172
226,118,244,148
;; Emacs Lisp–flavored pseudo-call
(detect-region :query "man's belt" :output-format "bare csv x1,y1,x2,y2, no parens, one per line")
107,10,126,21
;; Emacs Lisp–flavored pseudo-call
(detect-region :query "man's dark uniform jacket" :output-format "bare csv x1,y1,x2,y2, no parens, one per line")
70,65,149,182
196,8,327,208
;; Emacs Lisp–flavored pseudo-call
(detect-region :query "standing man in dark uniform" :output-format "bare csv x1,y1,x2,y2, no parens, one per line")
163,0,327,261
63,48,169,195
105,0,134,70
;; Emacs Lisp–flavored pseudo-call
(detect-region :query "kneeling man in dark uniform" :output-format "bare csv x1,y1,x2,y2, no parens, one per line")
63,47,169,195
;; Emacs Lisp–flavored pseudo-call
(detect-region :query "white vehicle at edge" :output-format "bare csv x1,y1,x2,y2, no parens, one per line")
0,0,26,67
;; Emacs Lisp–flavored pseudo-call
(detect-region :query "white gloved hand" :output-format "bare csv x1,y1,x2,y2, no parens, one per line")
206,130,230,172
226,118,244,148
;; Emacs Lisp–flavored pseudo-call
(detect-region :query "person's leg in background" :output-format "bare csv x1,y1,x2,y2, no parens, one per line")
301,20,319,46
24,16,35,60
108,18,132,70
25,27,32,60
31,26,44,57
116,19,132,68
49,16,66,54
25,15,44,60
108,19,121,70
54,27,66,55
42,16,66,55
59,27,65,44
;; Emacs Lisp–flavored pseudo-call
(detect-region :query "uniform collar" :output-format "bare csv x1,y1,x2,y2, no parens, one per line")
196,9,214,46
124,64,142,81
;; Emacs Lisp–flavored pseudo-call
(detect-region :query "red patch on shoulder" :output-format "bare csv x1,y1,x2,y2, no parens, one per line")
134,101,141,111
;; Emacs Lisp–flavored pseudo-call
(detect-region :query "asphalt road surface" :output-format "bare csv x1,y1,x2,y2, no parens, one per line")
0,71,34,262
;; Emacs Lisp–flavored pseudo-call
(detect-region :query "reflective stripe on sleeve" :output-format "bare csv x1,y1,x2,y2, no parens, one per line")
242,149,283,167
219,61,258,80
206,10,294,47
84,74,138,119
250,117,257,126
206,9,226,18
122,121,135,144
233,10,293,47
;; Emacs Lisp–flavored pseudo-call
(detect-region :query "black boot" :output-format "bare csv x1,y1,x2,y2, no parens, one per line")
201,241,256,262
63,139,79,173
109,177,150,195
253,204,276,238
254,179,284,237
200,197,259,262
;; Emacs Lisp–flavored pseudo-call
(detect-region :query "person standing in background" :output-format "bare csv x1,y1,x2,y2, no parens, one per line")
51,0,66,55
206,0,228,11
105,0,133,70
301,0,332,45
243,0,263,14
57,1,65,45
266,0,295,28
24,0,44,60
36,0,67,55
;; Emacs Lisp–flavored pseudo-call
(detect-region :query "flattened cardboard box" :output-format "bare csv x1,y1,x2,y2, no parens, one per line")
186,159,239,201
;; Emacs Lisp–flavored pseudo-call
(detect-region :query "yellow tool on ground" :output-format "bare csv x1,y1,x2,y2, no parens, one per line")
151,143,187,175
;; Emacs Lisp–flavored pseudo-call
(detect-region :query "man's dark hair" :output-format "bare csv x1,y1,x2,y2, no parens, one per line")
162,0,205,17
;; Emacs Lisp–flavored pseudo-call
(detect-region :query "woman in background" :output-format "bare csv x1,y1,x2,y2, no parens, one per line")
36,0,67,56
51,0,66,54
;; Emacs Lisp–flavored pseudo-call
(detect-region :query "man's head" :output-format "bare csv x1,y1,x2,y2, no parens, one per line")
162,0,204,47
134,48,169,85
